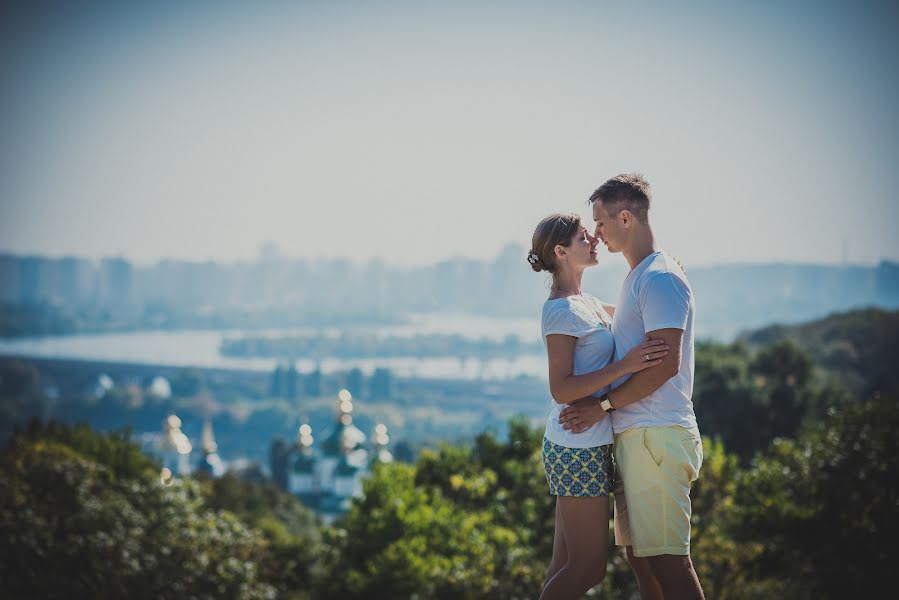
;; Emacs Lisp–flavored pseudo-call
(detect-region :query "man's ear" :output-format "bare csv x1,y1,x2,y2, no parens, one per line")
620,209,633,229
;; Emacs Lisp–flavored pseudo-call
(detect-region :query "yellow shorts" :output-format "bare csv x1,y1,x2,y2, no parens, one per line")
612,426,703,557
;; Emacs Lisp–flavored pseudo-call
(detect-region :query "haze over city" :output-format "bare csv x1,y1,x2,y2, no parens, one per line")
2,0,898,268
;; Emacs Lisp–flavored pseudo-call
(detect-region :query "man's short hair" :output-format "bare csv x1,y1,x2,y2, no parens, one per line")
589,173,652,224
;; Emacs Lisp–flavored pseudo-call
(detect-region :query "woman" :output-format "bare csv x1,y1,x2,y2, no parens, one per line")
529,213,668,600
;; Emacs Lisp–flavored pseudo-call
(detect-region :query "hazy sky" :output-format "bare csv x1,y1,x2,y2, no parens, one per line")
2,0,898,268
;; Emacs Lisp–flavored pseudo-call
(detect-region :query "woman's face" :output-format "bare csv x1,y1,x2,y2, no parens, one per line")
560,225,599,269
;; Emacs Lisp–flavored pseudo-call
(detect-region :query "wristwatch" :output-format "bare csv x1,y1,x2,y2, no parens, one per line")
599,393,616,413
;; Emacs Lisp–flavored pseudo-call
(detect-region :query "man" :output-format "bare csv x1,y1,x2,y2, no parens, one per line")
559,173,704,600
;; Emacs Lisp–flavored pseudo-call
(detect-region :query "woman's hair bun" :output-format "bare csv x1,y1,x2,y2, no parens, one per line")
527,250,544,272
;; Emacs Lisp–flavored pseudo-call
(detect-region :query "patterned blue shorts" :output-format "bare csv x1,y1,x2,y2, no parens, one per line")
542,437,614,497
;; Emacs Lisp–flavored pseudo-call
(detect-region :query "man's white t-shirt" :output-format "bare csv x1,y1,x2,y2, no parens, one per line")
541,293,615,448
609,251,698,433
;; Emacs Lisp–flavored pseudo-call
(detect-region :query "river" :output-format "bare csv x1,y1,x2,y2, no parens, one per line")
0,313,548,381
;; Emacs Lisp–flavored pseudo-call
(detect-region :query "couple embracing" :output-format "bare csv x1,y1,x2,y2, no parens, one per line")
531,174,704,600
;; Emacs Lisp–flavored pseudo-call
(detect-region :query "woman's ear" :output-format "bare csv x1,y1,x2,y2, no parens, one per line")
554,244,566,262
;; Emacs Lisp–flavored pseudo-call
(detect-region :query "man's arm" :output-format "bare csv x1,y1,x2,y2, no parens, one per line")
545,334,667,404
606,327,682,407
560,328,683,433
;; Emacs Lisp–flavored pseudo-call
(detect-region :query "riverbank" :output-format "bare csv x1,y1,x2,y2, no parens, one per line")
0,323,547,380
2,354,551,468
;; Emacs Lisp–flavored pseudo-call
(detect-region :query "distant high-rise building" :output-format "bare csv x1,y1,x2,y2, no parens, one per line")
17,257,44,305
100,257,133,312
876,260,899,304
0,255,18,303
285,361,300,401
304,366,322,397
345,367,364,398
370,367,393,400
57,256,94,306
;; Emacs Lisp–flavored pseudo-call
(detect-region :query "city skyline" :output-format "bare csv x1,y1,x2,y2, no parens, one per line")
0,239,894,269
3,249,896,344
2,1,898,268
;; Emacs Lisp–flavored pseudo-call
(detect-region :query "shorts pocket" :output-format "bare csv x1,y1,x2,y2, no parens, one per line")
670,432,702,482
684,434,703,481
642,429,665,467
643,428,703,476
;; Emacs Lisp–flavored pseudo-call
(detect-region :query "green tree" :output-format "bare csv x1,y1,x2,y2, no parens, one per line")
693,341,767,461
320,462,512,599
197,470,323,599
319,416,563,599
0,360,52,442
693,340,851,463
750,338,814,441
269,436,291,490
0,420,278,599
744,308,899,399
731,396,899,598
689,437,768,599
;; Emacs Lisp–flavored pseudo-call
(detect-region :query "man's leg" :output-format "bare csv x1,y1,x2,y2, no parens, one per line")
626,547,664,600
615,426,704,600
647,554,704,600
612,477,662,600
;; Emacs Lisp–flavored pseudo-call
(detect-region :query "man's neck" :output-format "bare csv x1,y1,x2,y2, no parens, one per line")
622,228,659,271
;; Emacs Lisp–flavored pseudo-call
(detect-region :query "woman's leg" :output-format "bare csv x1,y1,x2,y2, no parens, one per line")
539,495,609,600
543,498,568,590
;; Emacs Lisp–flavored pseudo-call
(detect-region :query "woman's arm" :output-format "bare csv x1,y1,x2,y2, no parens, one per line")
546,334,668,404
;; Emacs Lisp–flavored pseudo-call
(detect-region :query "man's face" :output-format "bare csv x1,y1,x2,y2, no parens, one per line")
592,200,625,253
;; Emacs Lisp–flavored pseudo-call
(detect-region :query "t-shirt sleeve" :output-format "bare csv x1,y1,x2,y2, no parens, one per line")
542,303,595,338
639,272,691,332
